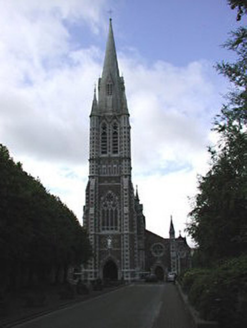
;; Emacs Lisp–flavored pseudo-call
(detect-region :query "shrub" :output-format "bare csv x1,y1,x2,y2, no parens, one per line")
182,256,247,328
180,268,210,294
188,273,211,308
198,256,247,327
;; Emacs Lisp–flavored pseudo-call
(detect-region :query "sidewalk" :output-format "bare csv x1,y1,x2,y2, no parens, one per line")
153,283,195,328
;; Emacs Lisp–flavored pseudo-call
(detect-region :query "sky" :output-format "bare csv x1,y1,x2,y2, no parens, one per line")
0,0,243,246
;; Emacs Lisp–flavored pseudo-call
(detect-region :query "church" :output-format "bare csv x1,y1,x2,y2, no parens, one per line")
82,19,191,282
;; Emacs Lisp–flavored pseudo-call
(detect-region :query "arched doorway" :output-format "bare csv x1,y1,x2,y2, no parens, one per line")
155,266,164,281
103,260,118,281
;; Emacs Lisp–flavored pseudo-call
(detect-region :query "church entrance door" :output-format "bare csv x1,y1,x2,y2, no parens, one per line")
103,260,118,281
155,266,164,281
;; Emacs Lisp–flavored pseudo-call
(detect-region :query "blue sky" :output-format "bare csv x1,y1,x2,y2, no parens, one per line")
0,0,243,245
69,0,240,65
116,1,239,65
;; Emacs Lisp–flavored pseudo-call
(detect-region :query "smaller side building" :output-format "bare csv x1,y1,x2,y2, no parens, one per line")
144,217,191,281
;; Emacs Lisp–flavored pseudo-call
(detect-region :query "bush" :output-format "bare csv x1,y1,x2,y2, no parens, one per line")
188,273,211,308
199,256,247,327
181,256,247,328
180,268,210,294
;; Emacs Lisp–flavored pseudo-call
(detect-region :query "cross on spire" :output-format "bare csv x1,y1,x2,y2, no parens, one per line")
107,9,113,19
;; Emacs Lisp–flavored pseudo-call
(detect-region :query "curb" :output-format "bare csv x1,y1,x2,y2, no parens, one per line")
176,283,218,328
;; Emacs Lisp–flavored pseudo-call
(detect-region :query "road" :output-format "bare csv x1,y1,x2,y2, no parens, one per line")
13,283,193,328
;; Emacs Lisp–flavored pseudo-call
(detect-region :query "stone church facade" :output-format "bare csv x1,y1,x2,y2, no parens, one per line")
82,20,191,282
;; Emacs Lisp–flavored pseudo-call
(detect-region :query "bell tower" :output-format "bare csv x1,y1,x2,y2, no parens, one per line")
83,19,145,281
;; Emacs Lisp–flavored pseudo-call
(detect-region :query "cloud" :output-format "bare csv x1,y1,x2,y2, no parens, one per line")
117,55,228,243
120,56,227,175
0,1,229,246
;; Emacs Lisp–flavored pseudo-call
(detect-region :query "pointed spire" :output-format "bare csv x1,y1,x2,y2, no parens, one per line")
97,19,129,115
93,84,97,99
169,215,175,238
102,18,120,80
90,84,98,116
135,185,139,201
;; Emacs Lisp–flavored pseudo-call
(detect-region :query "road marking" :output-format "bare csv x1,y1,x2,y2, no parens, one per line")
150,300,163,328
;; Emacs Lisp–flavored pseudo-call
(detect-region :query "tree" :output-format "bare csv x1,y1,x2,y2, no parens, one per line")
228,0,247,20
187,26,247,264
0,144,92,289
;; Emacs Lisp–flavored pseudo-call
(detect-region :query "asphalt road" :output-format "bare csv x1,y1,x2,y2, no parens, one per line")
13,283,193,328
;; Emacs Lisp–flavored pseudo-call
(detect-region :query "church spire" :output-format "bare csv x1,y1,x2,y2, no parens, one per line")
98,19,128,114
102,18,120,80
169,215,175,238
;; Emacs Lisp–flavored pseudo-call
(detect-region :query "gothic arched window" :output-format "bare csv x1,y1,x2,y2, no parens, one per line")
112,122,118,154
101,123,107,154
101,192,119,231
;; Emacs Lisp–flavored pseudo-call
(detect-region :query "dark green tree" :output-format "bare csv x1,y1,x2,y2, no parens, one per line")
187,26,247,264
0,144,92,289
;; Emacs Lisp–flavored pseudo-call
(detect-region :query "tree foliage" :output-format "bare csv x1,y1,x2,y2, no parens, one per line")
228,0,247,20
187,26,247,264
215,27,247,126
0,144,92,289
